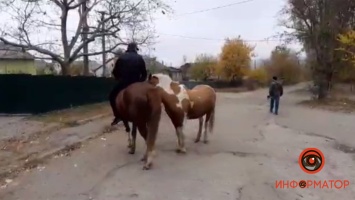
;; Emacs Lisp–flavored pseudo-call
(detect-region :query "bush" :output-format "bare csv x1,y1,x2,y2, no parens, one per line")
246,67,268,86
263,46,304,85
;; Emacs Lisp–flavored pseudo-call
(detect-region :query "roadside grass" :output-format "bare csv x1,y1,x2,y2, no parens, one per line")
28,102,111,125
298,84,355,114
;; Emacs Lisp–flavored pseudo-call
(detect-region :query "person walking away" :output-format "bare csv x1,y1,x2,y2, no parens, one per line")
109,42,147,126
268,76,283,115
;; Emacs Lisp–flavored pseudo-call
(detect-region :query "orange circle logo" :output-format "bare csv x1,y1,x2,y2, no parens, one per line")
298,148,325,174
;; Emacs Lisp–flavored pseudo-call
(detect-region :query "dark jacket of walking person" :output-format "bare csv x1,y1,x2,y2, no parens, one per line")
109,42,147,126
268,76,283,115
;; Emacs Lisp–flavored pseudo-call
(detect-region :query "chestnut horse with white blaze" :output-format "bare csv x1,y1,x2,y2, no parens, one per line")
148,73,216,153
115,80,162,170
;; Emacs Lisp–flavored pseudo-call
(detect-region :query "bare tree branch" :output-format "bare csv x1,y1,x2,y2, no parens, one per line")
0,0,172,75
0,37,63,63
280,0,355,98
76,42,125,58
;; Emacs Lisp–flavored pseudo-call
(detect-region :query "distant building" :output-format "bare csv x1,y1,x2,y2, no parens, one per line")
180,63,193,81
0,43,36,75
167,67,182,81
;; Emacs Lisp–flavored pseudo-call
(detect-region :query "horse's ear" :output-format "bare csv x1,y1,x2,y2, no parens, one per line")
148,73,152,80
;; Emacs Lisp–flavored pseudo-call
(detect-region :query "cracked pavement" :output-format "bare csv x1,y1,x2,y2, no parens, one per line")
1,84,355,200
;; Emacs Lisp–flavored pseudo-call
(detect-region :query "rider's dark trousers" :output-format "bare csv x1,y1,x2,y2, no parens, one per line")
109,82,129,118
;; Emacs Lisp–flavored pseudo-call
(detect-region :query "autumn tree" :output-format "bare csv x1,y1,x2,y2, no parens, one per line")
336,30,355,90
218,36,255,80
337,30,355,65
246,67,268,85
0,0,171,75
263,46,303,84
189,54,217,81
280,0,355,98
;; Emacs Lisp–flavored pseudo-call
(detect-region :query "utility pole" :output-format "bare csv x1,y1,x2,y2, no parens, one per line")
99,11,106,77
82,1,89,75
254,59,256,69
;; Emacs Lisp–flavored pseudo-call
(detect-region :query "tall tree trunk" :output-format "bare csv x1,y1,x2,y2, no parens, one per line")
82,3,89,76
326,71,333,91
316,73,328,99
61,63,70,75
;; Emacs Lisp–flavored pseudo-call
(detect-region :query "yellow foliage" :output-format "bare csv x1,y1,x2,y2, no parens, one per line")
263,46,303,84
189,54,217,80
337,63,355,82
219,36,255,80
337,30,355,65
247,67,268,85
213,61,224,79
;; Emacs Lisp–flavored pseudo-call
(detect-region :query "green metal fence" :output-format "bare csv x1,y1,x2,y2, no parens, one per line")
0,74,116,114
0,74,243,114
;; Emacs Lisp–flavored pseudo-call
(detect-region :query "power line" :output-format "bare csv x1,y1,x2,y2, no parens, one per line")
174,0,256,17
27,28,284,44
26,0,280,46
158,33,284,43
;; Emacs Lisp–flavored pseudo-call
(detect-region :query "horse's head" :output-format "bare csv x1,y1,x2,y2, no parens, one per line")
148,73,178,94
148,73,190,111
148,73,159,86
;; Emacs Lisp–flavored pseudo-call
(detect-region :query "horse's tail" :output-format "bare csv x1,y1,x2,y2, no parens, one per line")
146,88,162,127
208,106,215,134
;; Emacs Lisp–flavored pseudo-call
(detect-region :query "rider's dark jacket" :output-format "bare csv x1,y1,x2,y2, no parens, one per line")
112,50,147,84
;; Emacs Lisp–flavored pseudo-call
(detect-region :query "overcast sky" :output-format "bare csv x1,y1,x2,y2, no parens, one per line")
0,0,303,67
145,0,302,67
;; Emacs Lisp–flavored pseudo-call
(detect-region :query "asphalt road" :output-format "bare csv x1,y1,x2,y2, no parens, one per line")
1,85,355,200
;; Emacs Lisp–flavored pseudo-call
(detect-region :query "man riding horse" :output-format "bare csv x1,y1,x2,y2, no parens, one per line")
109,42,147,126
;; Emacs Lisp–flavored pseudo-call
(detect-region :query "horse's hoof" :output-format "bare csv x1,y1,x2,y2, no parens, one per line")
141,156,147,162
142,163,152,170
128,149,135,154
176,148,187,154
194,139,200,143
203,140,209,144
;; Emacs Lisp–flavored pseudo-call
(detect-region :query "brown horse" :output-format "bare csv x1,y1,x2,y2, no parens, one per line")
148,73,216,153
115,79,162,170
187,84,216,144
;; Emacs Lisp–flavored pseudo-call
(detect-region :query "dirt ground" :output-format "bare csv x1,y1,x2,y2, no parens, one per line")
0,103,112,183
1,84,355,200
298,83,355,114
29,102,111,124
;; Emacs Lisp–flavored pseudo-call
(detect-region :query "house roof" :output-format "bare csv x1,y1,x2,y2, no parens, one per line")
180,63,193,70
0,43,35,60
167,67,181,72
